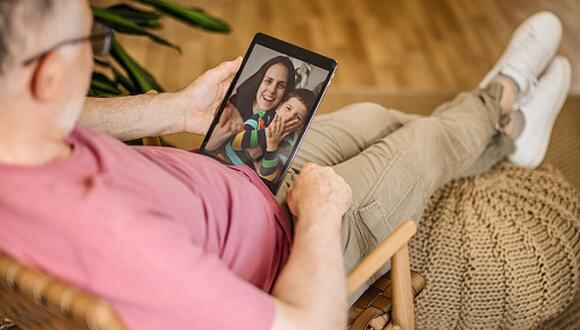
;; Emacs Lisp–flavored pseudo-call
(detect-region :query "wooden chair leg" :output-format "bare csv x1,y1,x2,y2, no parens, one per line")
347,221,417,296
391,244,415,330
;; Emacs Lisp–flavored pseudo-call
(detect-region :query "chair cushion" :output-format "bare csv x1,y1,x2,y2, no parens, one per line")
410,162,580,329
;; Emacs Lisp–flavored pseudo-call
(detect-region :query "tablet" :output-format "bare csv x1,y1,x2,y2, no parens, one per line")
200,33,337,194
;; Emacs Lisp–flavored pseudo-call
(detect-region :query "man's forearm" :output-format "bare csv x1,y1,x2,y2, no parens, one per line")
80,93,184,141
271,210,347,329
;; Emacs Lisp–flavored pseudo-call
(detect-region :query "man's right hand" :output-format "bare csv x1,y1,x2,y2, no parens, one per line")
272,162,351,330
286,163,352,220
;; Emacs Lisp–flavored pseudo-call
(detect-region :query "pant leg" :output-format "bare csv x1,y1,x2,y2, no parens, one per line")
431,83,515,178
276,88,513,302
291,102,419,169
333,87,514,297
276,102,418,205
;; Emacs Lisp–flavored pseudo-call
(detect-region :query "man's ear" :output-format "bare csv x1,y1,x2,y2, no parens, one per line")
30,52,66,102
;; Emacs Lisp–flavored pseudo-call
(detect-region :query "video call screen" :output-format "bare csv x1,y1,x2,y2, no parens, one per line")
204,44,331,192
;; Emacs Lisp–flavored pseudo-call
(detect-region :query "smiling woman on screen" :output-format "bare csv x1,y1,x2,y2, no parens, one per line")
230,56,296,120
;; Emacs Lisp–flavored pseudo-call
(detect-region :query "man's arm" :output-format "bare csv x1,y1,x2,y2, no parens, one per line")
271,163,352,330
79,58,242,141
81,93,183,141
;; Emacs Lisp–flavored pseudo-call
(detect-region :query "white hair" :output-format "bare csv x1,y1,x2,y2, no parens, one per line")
0,0,78,78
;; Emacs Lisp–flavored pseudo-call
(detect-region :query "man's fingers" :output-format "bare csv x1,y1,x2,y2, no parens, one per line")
209,56,243,82
301,162,318,173
222,57,243,76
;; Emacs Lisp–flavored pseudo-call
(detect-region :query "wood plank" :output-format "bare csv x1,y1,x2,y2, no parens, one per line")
90,0,580,94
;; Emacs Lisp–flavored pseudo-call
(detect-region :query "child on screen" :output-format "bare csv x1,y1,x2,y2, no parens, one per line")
225,89,316,183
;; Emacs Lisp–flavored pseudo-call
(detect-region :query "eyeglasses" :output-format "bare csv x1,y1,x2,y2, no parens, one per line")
22,23,114,67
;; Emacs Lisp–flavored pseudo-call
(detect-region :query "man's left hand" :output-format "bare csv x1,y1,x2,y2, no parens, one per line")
174,57,243,136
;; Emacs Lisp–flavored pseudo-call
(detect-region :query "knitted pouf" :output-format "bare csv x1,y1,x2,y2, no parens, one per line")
409,162,580,329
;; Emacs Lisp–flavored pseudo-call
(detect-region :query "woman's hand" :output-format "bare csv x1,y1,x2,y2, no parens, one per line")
204,103,244,151
174,57,243,135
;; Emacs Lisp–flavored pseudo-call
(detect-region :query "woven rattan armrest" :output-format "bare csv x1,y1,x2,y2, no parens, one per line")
0,254,126,330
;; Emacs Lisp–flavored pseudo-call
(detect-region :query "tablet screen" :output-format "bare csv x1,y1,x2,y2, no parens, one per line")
203,42,332,193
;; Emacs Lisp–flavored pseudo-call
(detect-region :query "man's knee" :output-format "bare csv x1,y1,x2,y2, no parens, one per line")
334,102,389,117
332,102,404,130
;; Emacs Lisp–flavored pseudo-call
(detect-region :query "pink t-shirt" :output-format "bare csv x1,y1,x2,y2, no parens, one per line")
0,126,292,330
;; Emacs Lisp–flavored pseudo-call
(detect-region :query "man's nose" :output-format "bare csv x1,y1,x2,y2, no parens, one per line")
267,83,277,93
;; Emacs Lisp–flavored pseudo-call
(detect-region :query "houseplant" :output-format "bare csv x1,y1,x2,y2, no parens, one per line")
89,0,230,97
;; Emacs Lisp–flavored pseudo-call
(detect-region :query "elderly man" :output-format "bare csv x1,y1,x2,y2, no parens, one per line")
0,1,570,329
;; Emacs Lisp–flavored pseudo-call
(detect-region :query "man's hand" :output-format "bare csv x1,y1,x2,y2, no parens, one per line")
272,162,351,330
175,57,243,136
287,163,352,220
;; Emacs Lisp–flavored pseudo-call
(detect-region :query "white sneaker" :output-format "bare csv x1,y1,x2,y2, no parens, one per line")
480,11,563,107
508,56,571,169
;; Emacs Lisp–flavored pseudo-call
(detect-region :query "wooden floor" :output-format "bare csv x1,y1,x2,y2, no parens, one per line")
93,0,580,94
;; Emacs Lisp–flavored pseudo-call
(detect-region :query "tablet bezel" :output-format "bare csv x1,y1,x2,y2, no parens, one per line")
200,32,338,194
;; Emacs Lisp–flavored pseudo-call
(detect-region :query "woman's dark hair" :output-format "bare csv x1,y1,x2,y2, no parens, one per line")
231,56,296,120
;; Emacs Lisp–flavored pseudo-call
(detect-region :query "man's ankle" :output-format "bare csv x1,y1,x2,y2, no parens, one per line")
491,74,519,114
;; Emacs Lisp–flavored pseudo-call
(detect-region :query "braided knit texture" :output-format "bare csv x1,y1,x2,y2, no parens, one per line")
409,162,580,329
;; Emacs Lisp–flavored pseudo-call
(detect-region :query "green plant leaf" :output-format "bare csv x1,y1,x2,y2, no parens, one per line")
88,88,110,97
94,57,111,67
134,0,230,32
93,7,181,52
91,72,122,95
112,67,136,94
124,139,145,145
106,4,161,20
110,38,164,93
106,4,162,29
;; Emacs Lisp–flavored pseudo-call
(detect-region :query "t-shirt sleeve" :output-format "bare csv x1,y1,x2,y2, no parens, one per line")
84,215,275,330
229,114,268,152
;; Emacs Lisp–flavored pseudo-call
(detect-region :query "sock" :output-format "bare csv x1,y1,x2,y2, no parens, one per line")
500,67,527,94
510,110,526,139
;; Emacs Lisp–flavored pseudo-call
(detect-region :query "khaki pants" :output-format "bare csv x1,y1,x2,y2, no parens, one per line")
276,86,514,293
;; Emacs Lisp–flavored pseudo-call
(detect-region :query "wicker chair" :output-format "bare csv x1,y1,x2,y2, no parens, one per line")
0,220,419,330
0,255,125,330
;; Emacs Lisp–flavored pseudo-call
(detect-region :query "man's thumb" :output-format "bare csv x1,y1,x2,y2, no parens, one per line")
210,57,242,81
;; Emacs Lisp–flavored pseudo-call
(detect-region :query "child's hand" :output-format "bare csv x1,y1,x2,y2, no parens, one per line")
278,112,301,136
266,115,288,152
